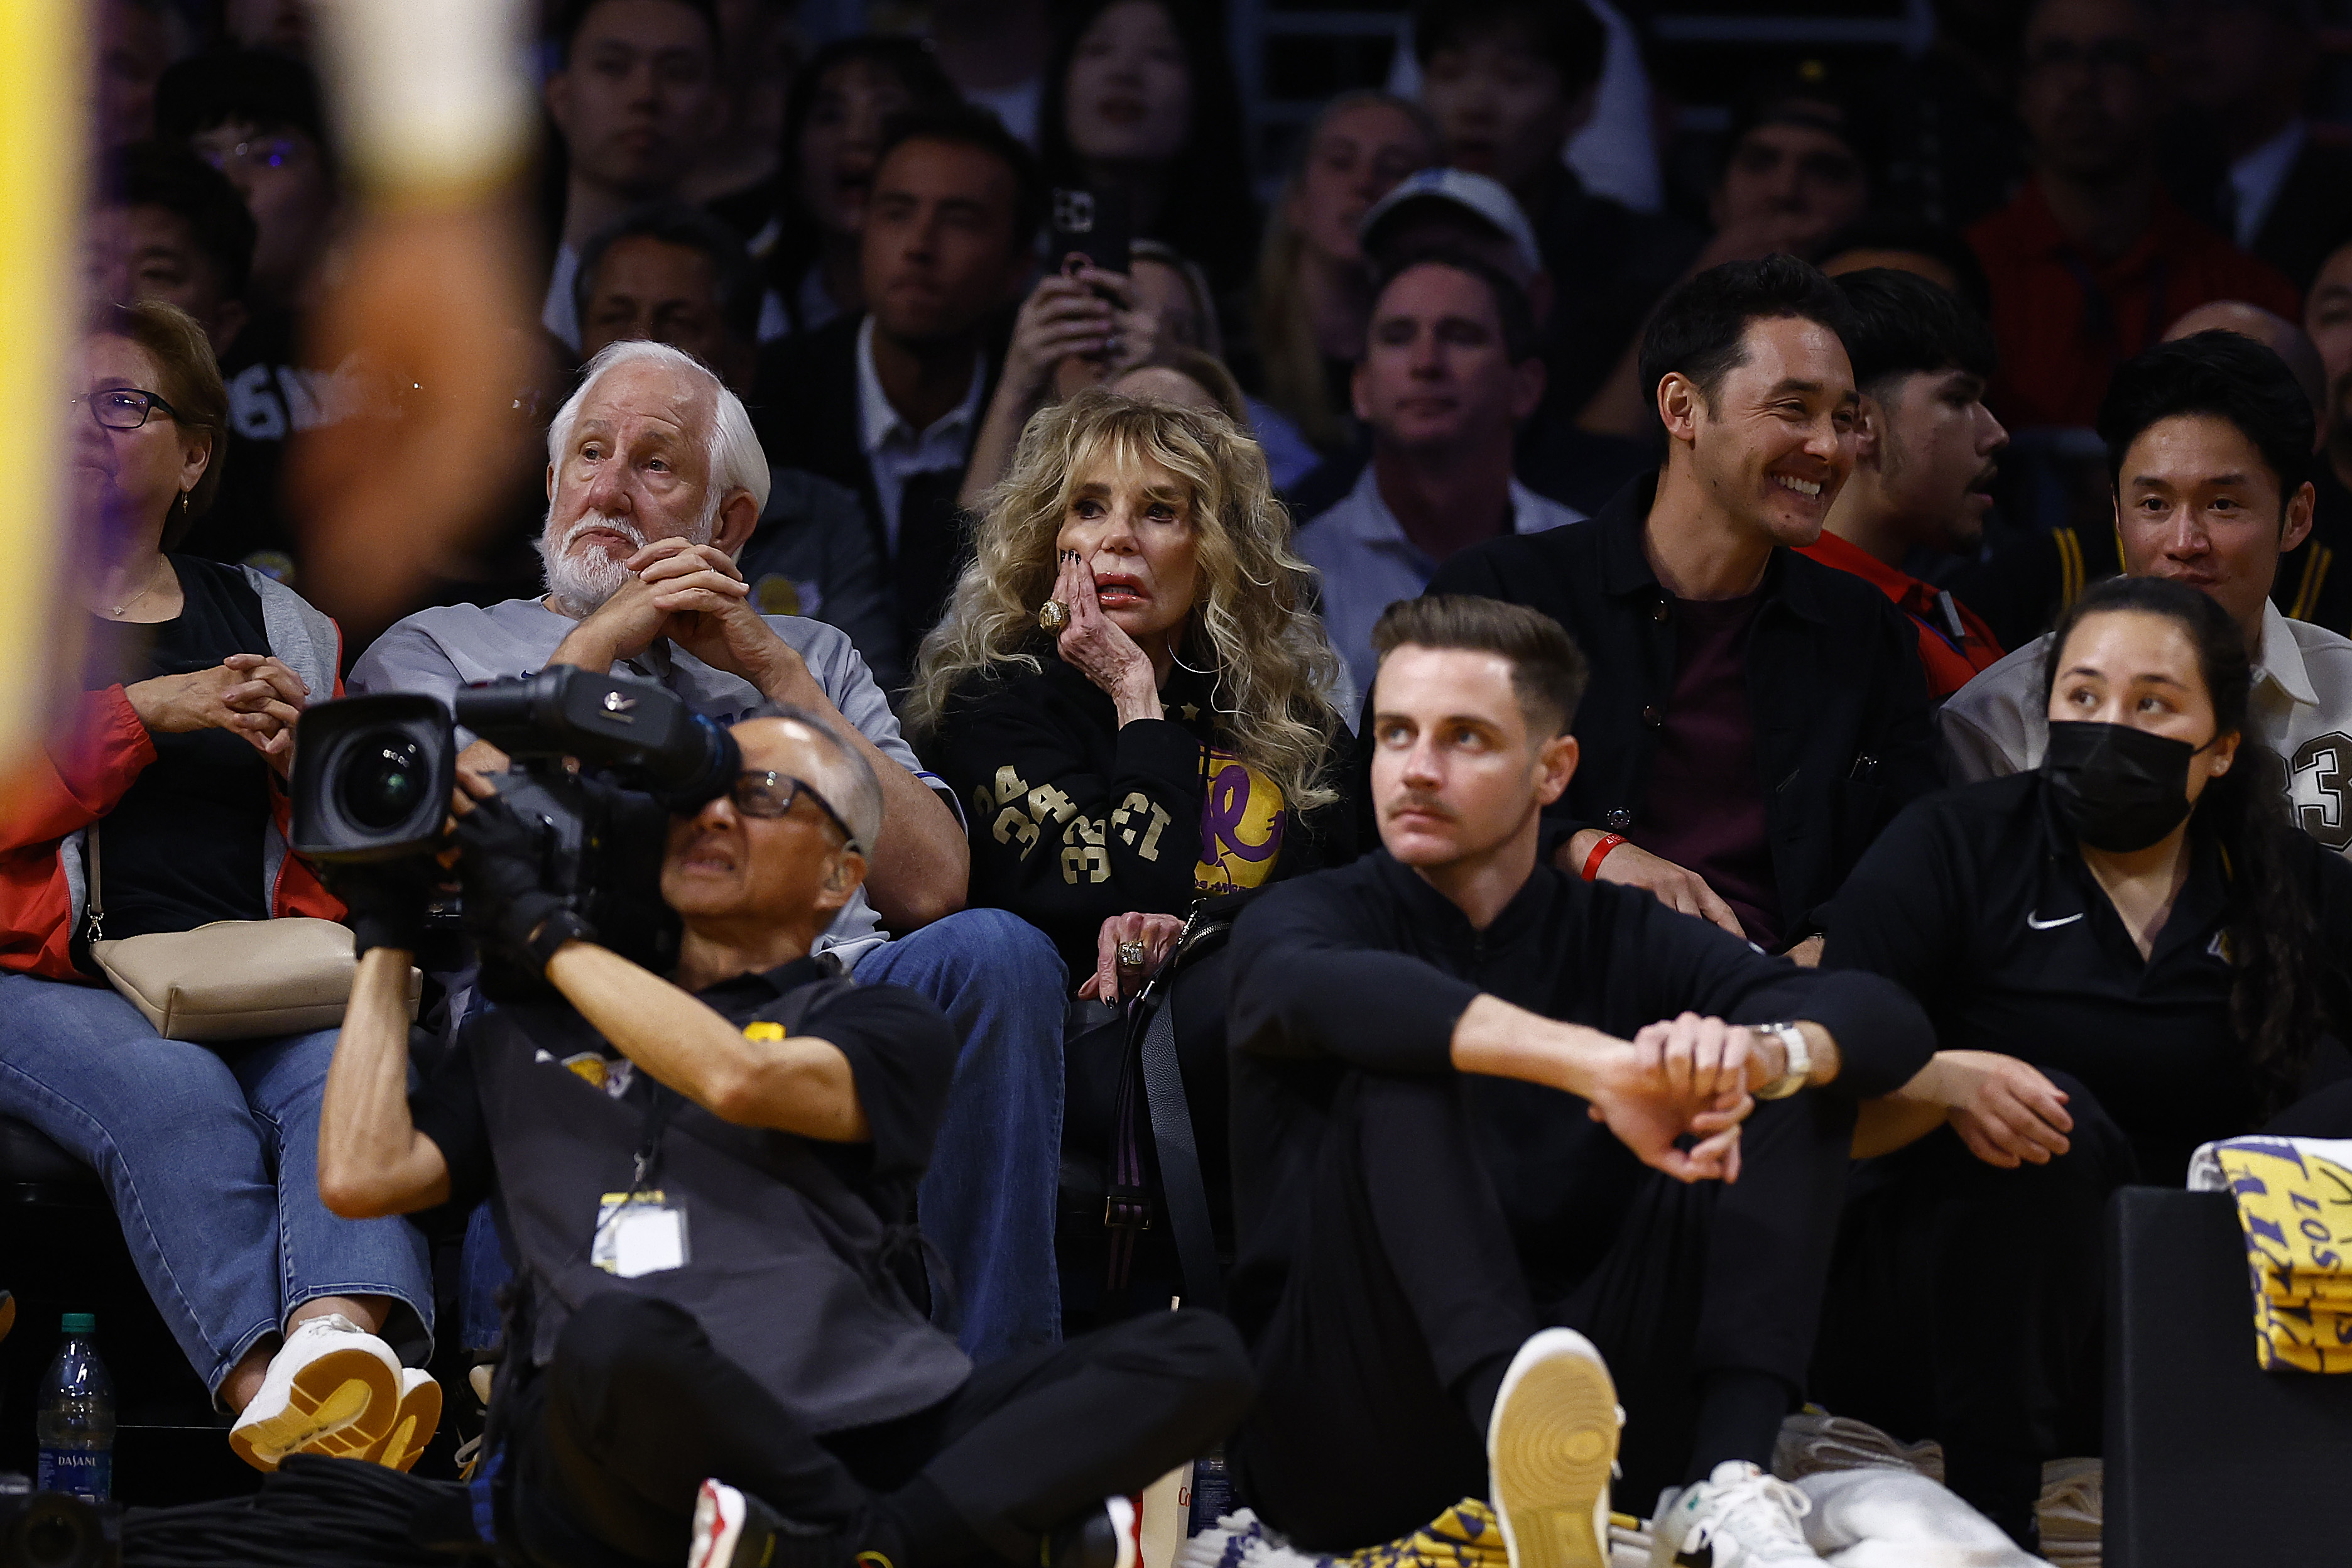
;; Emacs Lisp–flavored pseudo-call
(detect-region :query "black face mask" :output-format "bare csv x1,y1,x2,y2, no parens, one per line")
2042,720,2204,852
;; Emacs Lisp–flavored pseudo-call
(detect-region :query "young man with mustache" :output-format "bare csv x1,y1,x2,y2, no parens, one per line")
1429,256,1941,964
1798,267,2009,700
1222,594,1935,1565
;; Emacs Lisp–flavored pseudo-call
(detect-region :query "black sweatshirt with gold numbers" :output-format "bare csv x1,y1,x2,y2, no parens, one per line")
930,655,1353,976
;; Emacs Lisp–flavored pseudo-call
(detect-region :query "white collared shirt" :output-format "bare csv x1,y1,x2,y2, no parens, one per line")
1941,599,2352,858
1294,460,1584,710
855,315,986,556
2230,119,2306,251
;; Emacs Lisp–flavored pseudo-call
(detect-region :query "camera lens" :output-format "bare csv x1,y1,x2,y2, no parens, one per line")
339,734,427,830
13,1494,103,1568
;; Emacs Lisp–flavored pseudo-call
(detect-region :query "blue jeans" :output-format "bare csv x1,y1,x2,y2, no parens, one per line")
0,973,434,1397
856,909,1067,1364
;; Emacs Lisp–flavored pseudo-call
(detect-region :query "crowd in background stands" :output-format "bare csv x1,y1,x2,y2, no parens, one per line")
85,0,2352,683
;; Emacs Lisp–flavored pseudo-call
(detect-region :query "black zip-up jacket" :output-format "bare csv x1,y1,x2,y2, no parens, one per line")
1224,849,1934,1332
1425,472,1942,940
930,655,1353,977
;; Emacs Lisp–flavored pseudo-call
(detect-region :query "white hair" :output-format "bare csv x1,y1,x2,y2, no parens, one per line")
540,340,773,614
545,339,771,516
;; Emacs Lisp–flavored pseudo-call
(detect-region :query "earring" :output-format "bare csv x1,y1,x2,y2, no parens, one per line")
178,490,190,514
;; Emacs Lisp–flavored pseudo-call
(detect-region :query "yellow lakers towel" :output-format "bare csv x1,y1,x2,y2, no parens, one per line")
2188,1135,2352,1373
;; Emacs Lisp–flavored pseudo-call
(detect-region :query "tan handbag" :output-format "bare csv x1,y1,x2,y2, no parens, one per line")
83,822,420,1042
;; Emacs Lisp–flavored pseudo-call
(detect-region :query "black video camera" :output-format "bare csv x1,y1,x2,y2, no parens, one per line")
291,668,742,994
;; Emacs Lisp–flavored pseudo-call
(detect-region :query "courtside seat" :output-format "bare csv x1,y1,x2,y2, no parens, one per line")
0,1114,101,1196
2105,1187,2352,1567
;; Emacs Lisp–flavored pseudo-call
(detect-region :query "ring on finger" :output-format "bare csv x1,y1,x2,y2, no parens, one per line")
1116,940,1148,972
1039,598,1071,633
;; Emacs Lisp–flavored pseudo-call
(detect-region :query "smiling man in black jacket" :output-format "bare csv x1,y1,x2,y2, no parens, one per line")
1427,256,1939,964
1225,597,1934,1567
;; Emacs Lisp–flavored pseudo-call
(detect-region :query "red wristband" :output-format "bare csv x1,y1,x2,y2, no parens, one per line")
1581,832,1627,881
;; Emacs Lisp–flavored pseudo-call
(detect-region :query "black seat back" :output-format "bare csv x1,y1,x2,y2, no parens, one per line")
2105,1187,2352,1567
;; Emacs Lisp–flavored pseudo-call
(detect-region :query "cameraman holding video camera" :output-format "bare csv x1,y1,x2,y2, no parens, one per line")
316,705,1251,1568
351,339,1068,1359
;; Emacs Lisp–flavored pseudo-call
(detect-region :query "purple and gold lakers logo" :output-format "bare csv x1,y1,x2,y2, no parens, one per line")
1195,748,1285,895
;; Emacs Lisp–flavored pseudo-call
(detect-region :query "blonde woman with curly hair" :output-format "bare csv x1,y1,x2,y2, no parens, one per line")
909,388,1354,1006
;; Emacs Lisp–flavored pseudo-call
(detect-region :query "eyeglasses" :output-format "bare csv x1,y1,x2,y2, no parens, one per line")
72,388,178,431
729,770,859,848
196,136,303,173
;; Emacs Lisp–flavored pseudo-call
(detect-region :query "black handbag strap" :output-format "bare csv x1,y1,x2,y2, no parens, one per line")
1136,982,1222,1311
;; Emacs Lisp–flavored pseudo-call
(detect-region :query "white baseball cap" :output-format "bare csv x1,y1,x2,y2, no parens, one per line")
1358,168,1544,280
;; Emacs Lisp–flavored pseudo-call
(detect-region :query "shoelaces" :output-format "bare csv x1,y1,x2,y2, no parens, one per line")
1691,1471,1812,1549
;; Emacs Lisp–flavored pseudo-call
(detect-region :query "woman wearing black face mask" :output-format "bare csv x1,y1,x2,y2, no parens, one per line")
1807,575,2352,1549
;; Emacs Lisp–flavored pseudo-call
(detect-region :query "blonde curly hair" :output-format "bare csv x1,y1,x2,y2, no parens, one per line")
907,389,1345,813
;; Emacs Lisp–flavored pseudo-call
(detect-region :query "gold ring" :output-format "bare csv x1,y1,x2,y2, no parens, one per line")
1038,598,1070,633
1116,940,1148,971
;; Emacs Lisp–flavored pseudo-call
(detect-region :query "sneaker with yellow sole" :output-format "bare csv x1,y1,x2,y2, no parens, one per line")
227,1313,403,1472
1486,1329,1625,1568
368,1368,443,1473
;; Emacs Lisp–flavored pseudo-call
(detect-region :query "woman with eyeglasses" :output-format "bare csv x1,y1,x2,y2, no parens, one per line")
1810,575,2352,1545
0,301,437,1473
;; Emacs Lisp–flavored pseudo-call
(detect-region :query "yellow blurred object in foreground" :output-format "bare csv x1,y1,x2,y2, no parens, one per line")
0,0,83,786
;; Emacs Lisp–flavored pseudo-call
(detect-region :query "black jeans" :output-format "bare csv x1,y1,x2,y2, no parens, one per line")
1229,1071,1853,1550
507,1295,1256,1568
1810,1073,2352,1550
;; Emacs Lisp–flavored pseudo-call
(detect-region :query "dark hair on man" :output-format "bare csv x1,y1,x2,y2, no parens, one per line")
1412,0,1608,99
2096,330,2315,502
1832,268,1996,393
101,142,258,302
770,38,962,330
876,103,1048,253
1726,61,1883,189
1371,595,1589,736
551,0,721,65
1373,246,1540,366
155,48,333,167
1817,212,1993,315
575,203,765,344
1637,254,1856,411
2040,575,2328,1118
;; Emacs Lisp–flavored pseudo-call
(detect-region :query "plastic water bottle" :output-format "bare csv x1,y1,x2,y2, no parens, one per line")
1187,1446,1235,1535
36,1313,114,1503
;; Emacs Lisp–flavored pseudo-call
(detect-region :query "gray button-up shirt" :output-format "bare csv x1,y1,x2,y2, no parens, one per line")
351,597,951,971
1294,462,1584,708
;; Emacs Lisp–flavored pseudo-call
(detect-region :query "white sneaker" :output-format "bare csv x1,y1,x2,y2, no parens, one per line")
1792,1469,2050,1567
1487,1329,1625,1568
227,1313,404,1472
368,1367,443,1473
1649,1461,1824,1566
1770,1411,1946,1485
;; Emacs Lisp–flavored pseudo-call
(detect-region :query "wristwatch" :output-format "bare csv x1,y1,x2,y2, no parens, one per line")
1751,1021,1810,1100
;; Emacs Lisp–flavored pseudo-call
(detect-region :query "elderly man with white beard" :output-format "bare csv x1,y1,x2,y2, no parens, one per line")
351,339,1070,1363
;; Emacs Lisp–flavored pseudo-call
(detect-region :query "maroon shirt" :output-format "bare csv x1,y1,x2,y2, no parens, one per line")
1626,592,1782,949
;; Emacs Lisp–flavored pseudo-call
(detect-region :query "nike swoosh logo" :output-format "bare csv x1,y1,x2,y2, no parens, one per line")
2027,912,2083,930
